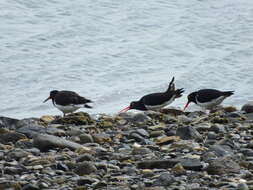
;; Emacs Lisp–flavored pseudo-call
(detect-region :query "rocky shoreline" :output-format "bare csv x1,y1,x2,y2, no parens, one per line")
1,105,253,190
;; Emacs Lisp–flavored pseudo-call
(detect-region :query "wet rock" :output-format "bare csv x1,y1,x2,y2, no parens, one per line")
0,116,19,129
207,132,217,140
33,134,88,151
52,112,94,125
79,134,94,144
0,131,27,144
4,166,26,175
77,177,98,185
137,158,203,171
210,116,228,124
153,173,175,186
237,183,249,190
7,149,31,160
128,132,145,143
176,126,202,141
56,162,69,171
132,147,152,155
205,146,230,159
16,118,47,138
156,136,180,145
40,115,55,123
209,124,225,133
150,130,164,137
119,112,151,123
92,133,112,144
170,140,201,151
21,184,40,190
135,129,149,138
74,161,97,175
241,149,253,157
241,102,253,113
76,154,95,162
206,157,240,175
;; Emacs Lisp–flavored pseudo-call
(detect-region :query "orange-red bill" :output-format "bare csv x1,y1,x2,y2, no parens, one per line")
183,101,190,111
119,106,130,113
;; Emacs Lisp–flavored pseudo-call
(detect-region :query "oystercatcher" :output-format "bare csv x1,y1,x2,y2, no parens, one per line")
119,77,184,112
183,89,234,111
43,90,92,116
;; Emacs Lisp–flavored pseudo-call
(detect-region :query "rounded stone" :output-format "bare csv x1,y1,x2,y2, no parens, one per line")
74,161,97,175
241,102,253,113
79,134,94,144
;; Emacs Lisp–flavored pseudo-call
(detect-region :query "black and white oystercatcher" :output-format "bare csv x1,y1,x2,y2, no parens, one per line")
183,89,234,111
119,77,184,112
43,90,92,116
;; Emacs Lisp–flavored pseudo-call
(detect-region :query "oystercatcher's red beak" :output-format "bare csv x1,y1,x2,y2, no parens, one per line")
183,101,190,111
43,96,51,103
119,106,130,113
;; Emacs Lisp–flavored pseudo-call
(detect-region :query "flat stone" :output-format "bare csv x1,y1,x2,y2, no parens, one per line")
79,133,94,144
206,157,240,175
33,134,89,151
156,136,180,145
0,131,27,144
153,173,175,186
176,126,202,141
74,161,97,175
137,158,203,171
0,116,20,129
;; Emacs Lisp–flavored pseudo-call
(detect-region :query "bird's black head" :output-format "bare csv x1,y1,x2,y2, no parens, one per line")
183,91,197,111
119,101,146,113
43,90,59,103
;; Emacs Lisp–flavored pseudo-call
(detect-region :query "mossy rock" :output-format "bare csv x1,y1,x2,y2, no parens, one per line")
160,108,184,116
224,106,237,113
96,120,114,128
52,112,94,125
210,116,228,124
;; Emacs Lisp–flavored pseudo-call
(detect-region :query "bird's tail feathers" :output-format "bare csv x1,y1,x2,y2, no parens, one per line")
166,77,175,92
84,104,93,109
223,91,234,97
174,88,184,98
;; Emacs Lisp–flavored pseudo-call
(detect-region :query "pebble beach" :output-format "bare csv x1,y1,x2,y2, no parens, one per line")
1,104,253,190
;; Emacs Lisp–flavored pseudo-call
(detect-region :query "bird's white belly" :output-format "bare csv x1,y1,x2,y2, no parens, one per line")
54,104,84,113
145,96,176,110
196,96,226,109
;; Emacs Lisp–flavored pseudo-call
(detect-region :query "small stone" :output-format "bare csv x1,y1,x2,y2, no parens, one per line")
156,136,180,145
224,106,237,112
153,173,175,186
132,147,152,155
135,129,149,137
40,115,55,123
149,130,164,137
176,126,202,141
21,184,40,190
207,132,217,140
79,134,94,144
206,157,240,175
237,183,249,190
74,161,97,175
76,154,95,162
172,163,186,175
77,177,98,185
92,133,111,144
241,102,253,113
33,134,87,151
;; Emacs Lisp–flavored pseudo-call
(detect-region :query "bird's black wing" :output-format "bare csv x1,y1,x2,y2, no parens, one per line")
141,92,174,106
196,89,224,103
55,91,91,105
